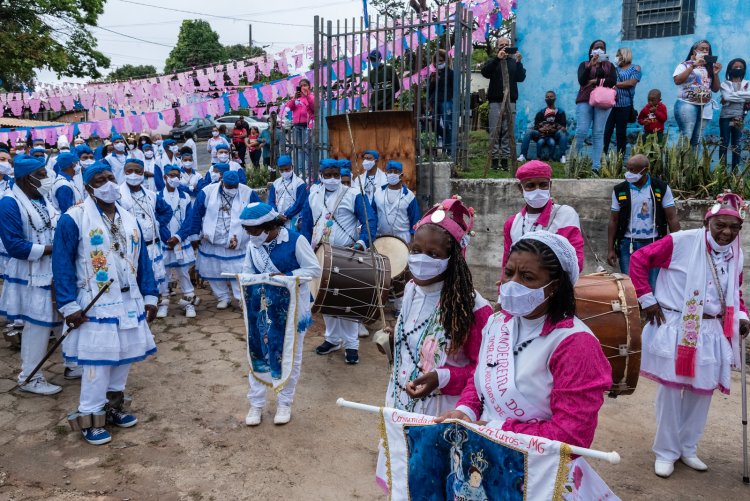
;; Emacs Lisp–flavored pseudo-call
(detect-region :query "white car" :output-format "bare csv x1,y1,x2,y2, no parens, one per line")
214,115,268,134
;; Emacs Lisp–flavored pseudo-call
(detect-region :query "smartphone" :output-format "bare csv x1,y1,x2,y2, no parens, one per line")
504,47,518,55
599,53,610,62
704,55,718,66
296,86,302,93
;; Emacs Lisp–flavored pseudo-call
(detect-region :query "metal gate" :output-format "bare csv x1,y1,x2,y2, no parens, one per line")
308,4,473,197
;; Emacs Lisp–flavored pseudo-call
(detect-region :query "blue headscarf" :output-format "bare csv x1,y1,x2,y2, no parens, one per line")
124,158,145,169
163,164,181,175
320,158,339,171
386,160,403,172
83,161,113,184
94,144,106,161
277,155,292,167
13,155,45,179
223,170,240,186
54,151,79,174
364,150,380,159
340,167,352,178
337,158,352,169
75,144,93,156
240,202,278,227
213,162,230,174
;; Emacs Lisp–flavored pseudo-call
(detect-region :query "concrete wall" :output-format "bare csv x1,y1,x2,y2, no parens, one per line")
416,171,745,300
514,0,750,136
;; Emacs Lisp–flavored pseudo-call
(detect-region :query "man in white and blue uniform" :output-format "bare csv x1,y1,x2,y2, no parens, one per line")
118,159,173,318
372,161,421,244
354,149,387,203
300,158,378,365
50,151,86,213
171,168,261,309
0,155,72,395
158,138,180,170
105,134,129,184
267,154,307,229
159,165,198,318
52,161,158,445
141,143,164,193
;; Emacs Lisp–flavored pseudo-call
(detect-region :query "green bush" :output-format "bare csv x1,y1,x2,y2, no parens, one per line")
478,102,489,131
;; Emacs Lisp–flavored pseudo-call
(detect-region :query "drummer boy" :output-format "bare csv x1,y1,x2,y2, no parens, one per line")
300,158,378,365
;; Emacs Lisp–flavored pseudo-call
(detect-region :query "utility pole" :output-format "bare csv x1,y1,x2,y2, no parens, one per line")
248,24,253,52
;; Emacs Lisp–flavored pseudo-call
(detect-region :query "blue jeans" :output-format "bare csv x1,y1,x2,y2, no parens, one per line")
618,238,659,291
575,102,611,171
674,100,709,147
435,100,454,155
292,125,309,178
719,117,743,171
520,130,568,160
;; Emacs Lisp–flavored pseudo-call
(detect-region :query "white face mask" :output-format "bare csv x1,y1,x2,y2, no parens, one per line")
707,229,734,252
591,48,605,57
80,159,94,168
210,172,221,183
31,175,54,197
170,146,179,153
386,173,401,185
218,153,230,163
155,140,163,146
281,170,293,180
212,131,219,137
127,143,136,151
437,63,446,70
167,177,182,189
408,253,450,281
624,170,644,184
223,187,238,197
0,161,12,176
321,177,341,192
523,189,550,209
73,164,82,174
125,173,144,186
113,142,126,153
362,159,376,171
144,151,155,159
91,181,121,203
498,280,552,317
248,231,269,247
181,161,193,169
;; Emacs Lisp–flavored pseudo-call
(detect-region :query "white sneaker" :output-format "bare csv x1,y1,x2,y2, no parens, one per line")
19,376,62,396
185,304,196,318
156,303,169,318
680,456,708,471
654,460,675,478
517,154,526,162
216,300,230,310
560,155,567,164
274,405,292,425
64,366,83,380
358,324,369,338
245,406,263,426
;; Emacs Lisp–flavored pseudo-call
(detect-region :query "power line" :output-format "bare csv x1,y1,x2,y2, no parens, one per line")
116,0,313,28
94,26,174,48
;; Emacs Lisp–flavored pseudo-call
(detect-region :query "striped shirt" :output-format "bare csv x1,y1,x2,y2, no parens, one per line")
615,65,642,108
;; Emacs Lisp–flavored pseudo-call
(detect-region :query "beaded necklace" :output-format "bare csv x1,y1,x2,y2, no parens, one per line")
383,187,405,229
27,199,53,234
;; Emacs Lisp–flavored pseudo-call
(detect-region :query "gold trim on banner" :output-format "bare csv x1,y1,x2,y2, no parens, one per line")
274,277,301,394
552,443,573,500
379,409,394,497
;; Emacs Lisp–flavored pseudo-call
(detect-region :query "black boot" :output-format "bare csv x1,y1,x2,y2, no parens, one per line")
491,158,500,170
500,158,509,171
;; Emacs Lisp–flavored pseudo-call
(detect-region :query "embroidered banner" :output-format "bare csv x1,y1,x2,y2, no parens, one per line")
380,407,619,501
237,273,302,391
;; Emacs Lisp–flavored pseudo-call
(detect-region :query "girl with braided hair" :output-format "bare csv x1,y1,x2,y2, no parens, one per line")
437,231,612,451
376,196,493,493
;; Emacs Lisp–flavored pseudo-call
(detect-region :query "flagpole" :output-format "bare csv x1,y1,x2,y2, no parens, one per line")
336,398,622,465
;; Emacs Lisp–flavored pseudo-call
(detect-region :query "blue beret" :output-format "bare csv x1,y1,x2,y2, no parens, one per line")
337,158,352,168
386,160,403,172
320,158,339,171
75,144,93,156
364,150,380,159
213,162,230,174
179,151,194,158
340,168,351,178
141,143,153,150
124,158,145,169
13,155,45,179
223,170,240,186
163,164,181,174
213,142,231,152
83,161,112,184
111,133,124,141
54,152,79,172
163,139,176,147
240,202,278,227
277,155,292,167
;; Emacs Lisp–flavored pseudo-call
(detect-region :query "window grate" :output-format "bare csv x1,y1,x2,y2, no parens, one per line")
622,0,696,40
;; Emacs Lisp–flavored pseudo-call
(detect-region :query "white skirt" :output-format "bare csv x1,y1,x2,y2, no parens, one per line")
0,280,61,327
196,242,244,280
162,241,196,268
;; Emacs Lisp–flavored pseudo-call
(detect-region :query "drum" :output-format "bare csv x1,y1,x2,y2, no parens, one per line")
373,236,412,297
574,273,642,396
311,243,391,324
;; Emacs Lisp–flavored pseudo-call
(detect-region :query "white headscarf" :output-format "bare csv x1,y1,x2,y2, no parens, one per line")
518,231,579,285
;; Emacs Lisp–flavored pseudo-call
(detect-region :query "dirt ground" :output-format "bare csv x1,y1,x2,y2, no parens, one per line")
1,286,749,500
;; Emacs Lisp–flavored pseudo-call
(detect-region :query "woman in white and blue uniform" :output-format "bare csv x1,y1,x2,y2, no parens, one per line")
50,151,85,213
267,154,307,229
240,202,321,427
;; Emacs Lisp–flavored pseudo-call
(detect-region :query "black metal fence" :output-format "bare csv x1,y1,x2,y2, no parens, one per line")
304,4,473,184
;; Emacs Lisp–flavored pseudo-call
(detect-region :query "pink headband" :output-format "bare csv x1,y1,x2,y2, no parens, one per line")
516,160,552,181
705,191,746,221
415,196,475,252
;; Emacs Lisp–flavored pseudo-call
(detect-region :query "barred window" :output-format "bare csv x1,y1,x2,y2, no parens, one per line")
622,0,696,40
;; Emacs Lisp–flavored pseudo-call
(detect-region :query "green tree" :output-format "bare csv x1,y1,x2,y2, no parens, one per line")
0,0,110,91
164,20,227,73
225,44,265,62
105,64,158,82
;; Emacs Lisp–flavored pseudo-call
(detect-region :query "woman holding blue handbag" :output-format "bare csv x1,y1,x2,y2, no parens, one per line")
574,39,617,173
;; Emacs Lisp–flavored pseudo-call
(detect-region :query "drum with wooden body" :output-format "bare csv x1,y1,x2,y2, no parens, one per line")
373,236,412,297
574,272,642,396
310,243,391,324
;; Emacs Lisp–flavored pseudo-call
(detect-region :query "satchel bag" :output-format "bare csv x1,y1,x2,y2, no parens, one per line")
589,79,616,109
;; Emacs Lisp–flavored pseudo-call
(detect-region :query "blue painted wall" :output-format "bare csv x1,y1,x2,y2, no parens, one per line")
515,0,750,137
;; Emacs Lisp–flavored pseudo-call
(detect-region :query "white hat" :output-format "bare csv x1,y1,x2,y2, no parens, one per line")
518,231,579,285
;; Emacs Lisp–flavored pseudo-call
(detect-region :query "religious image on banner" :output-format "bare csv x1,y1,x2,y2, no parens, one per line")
237,273,301,389
380,408,620,501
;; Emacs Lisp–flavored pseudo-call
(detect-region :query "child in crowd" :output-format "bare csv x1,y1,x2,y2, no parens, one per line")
638,89,668,143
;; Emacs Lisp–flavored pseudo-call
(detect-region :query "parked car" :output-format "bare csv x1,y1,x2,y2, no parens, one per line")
215,115,269,135
170,118,217,140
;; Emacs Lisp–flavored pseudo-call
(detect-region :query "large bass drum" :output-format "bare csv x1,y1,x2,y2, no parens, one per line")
373,236,411,297
574,272,642,396
310,243,391,324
